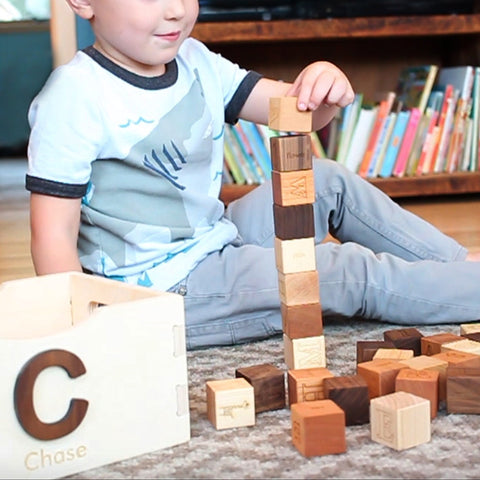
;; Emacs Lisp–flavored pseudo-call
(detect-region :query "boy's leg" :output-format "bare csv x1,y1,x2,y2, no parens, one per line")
226,158,467,262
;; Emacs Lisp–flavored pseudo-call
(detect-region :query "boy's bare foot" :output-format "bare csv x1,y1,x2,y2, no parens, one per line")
466,251,480,262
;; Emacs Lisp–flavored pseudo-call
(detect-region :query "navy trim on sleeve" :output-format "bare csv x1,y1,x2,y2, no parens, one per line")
26,175,88,198
225,71,263,125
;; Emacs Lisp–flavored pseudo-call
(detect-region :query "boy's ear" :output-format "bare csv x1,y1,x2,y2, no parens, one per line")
65,0,94,20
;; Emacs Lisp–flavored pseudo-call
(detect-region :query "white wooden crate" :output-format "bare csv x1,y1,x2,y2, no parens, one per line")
0,272,190,478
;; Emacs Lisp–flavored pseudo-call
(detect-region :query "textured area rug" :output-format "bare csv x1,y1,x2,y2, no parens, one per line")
68,319,480,479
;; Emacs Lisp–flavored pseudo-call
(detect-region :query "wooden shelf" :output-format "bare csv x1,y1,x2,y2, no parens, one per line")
193,13,480,44
0,20,48,33
220,171,480,204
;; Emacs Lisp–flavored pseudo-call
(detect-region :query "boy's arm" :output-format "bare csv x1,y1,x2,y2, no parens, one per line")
30,193,83,275
239,61,354,130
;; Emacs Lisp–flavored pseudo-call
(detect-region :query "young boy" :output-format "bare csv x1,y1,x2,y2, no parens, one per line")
27,0,480,349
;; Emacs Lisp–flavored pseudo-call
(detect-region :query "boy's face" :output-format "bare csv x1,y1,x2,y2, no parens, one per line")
88,0,199,76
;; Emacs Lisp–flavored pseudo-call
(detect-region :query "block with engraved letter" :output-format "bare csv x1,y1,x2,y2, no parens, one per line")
284,334,326,370
370,391,431,451
272,169,315,207
275,237,316,275
291,399,346,457
384,327,424,356
270,134,312,171
287,367,334,405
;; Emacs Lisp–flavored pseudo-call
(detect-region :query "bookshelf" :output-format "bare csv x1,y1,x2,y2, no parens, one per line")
193,12,480,199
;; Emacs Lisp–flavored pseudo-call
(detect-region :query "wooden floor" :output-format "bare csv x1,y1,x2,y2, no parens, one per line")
2,157,480,285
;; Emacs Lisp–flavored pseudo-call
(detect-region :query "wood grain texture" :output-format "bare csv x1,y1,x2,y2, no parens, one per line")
287,367,334,405
272,169,315,207
270,135,312,172
235,364,286,413
323,375,370,426
277,270,320,306
373,348,414,361
357,359,408,399
284,334,326,370
291,399,346,457
281,302,323,339
384,328,424,356
269,97,312,133
274,237,316,275
421,332,465,355
356,340,395,364
446,367,480,414
273,203,315,240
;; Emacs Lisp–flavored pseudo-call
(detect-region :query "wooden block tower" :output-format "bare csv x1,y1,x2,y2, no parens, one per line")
268,97,325,370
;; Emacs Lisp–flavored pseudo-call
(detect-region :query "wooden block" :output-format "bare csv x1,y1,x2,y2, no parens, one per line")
270,134,312,171
273,203,315,240
370,391,431,451
284,333,326,370
323,375,370,425
373,348,414,361
281,302,323,339
432,349,480,367
460,322,480,336
356,340,395,363
278,271,320,306
272,169,315,207
400,355,449,402
462,331,480,342
235,363,286,413
291,399,346,457
441,338,480,355
357,359,407,399
421,332,464,355
274,237,316,275
287,367,334,405
446,367,480,414
206,378,255,430
384,327,424,356
269,97,313,133
395,368,439,418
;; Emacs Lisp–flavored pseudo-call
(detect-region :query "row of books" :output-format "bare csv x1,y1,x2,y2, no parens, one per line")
222,119,326,185
329,64,480,178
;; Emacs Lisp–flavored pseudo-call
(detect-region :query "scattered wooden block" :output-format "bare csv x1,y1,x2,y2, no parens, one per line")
356,340,395,363
287,367,334,405
370,391,431,451
270,134,312,171
274,237,316,275
273,203,315,240
284,334,326,370
269,97,313,133
206,378,255,430
373,348,414,361
400,355,449,402
441,338,480,356
357,358,407,399
278,271,320,306
235,364,286,413
384,327,424,356
281,302,323,339
272,169,315,207
323,375,370,425
462,331,480,342
460,322,480,336
446,367,480,414
421,332,464,355
291,399,346,457
395,368,439,418
432,350,480,368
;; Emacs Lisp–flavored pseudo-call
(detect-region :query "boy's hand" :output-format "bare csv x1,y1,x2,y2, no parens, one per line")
286,61,355,112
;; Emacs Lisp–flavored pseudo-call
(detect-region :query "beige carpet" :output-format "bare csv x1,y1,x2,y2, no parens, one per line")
68,319,480,479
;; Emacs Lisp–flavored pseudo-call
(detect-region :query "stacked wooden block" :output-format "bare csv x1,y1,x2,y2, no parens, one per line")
268,97,325,371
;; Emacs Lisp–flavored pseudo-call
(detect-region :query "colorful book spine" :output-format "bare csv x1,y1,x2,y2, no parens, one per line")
393,107,422,177
379,110,410,178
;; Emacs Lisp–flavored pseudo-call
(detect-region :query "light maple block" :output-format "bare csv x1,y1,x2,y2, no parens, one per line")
206,378,255,430
0,272,190,479
272,169,315,207
277,270,320,306
284,334,326,370
460,322,480,336
395,368,439,418
373,348,414,361
287,367,334,405
357,359,407,399
370,391,431,451
291,399,346,457
441,338,480,355
274,237,316,275
270,134,312,171
269,97,313,133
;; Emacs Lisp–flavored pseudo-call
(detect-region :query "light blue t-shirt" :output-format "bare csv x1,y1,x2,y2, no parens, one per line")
27,38,262,290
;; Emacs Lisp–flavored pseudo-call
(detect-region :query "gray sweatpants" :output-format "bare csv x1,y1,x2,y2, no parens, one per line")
171,159,480,350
